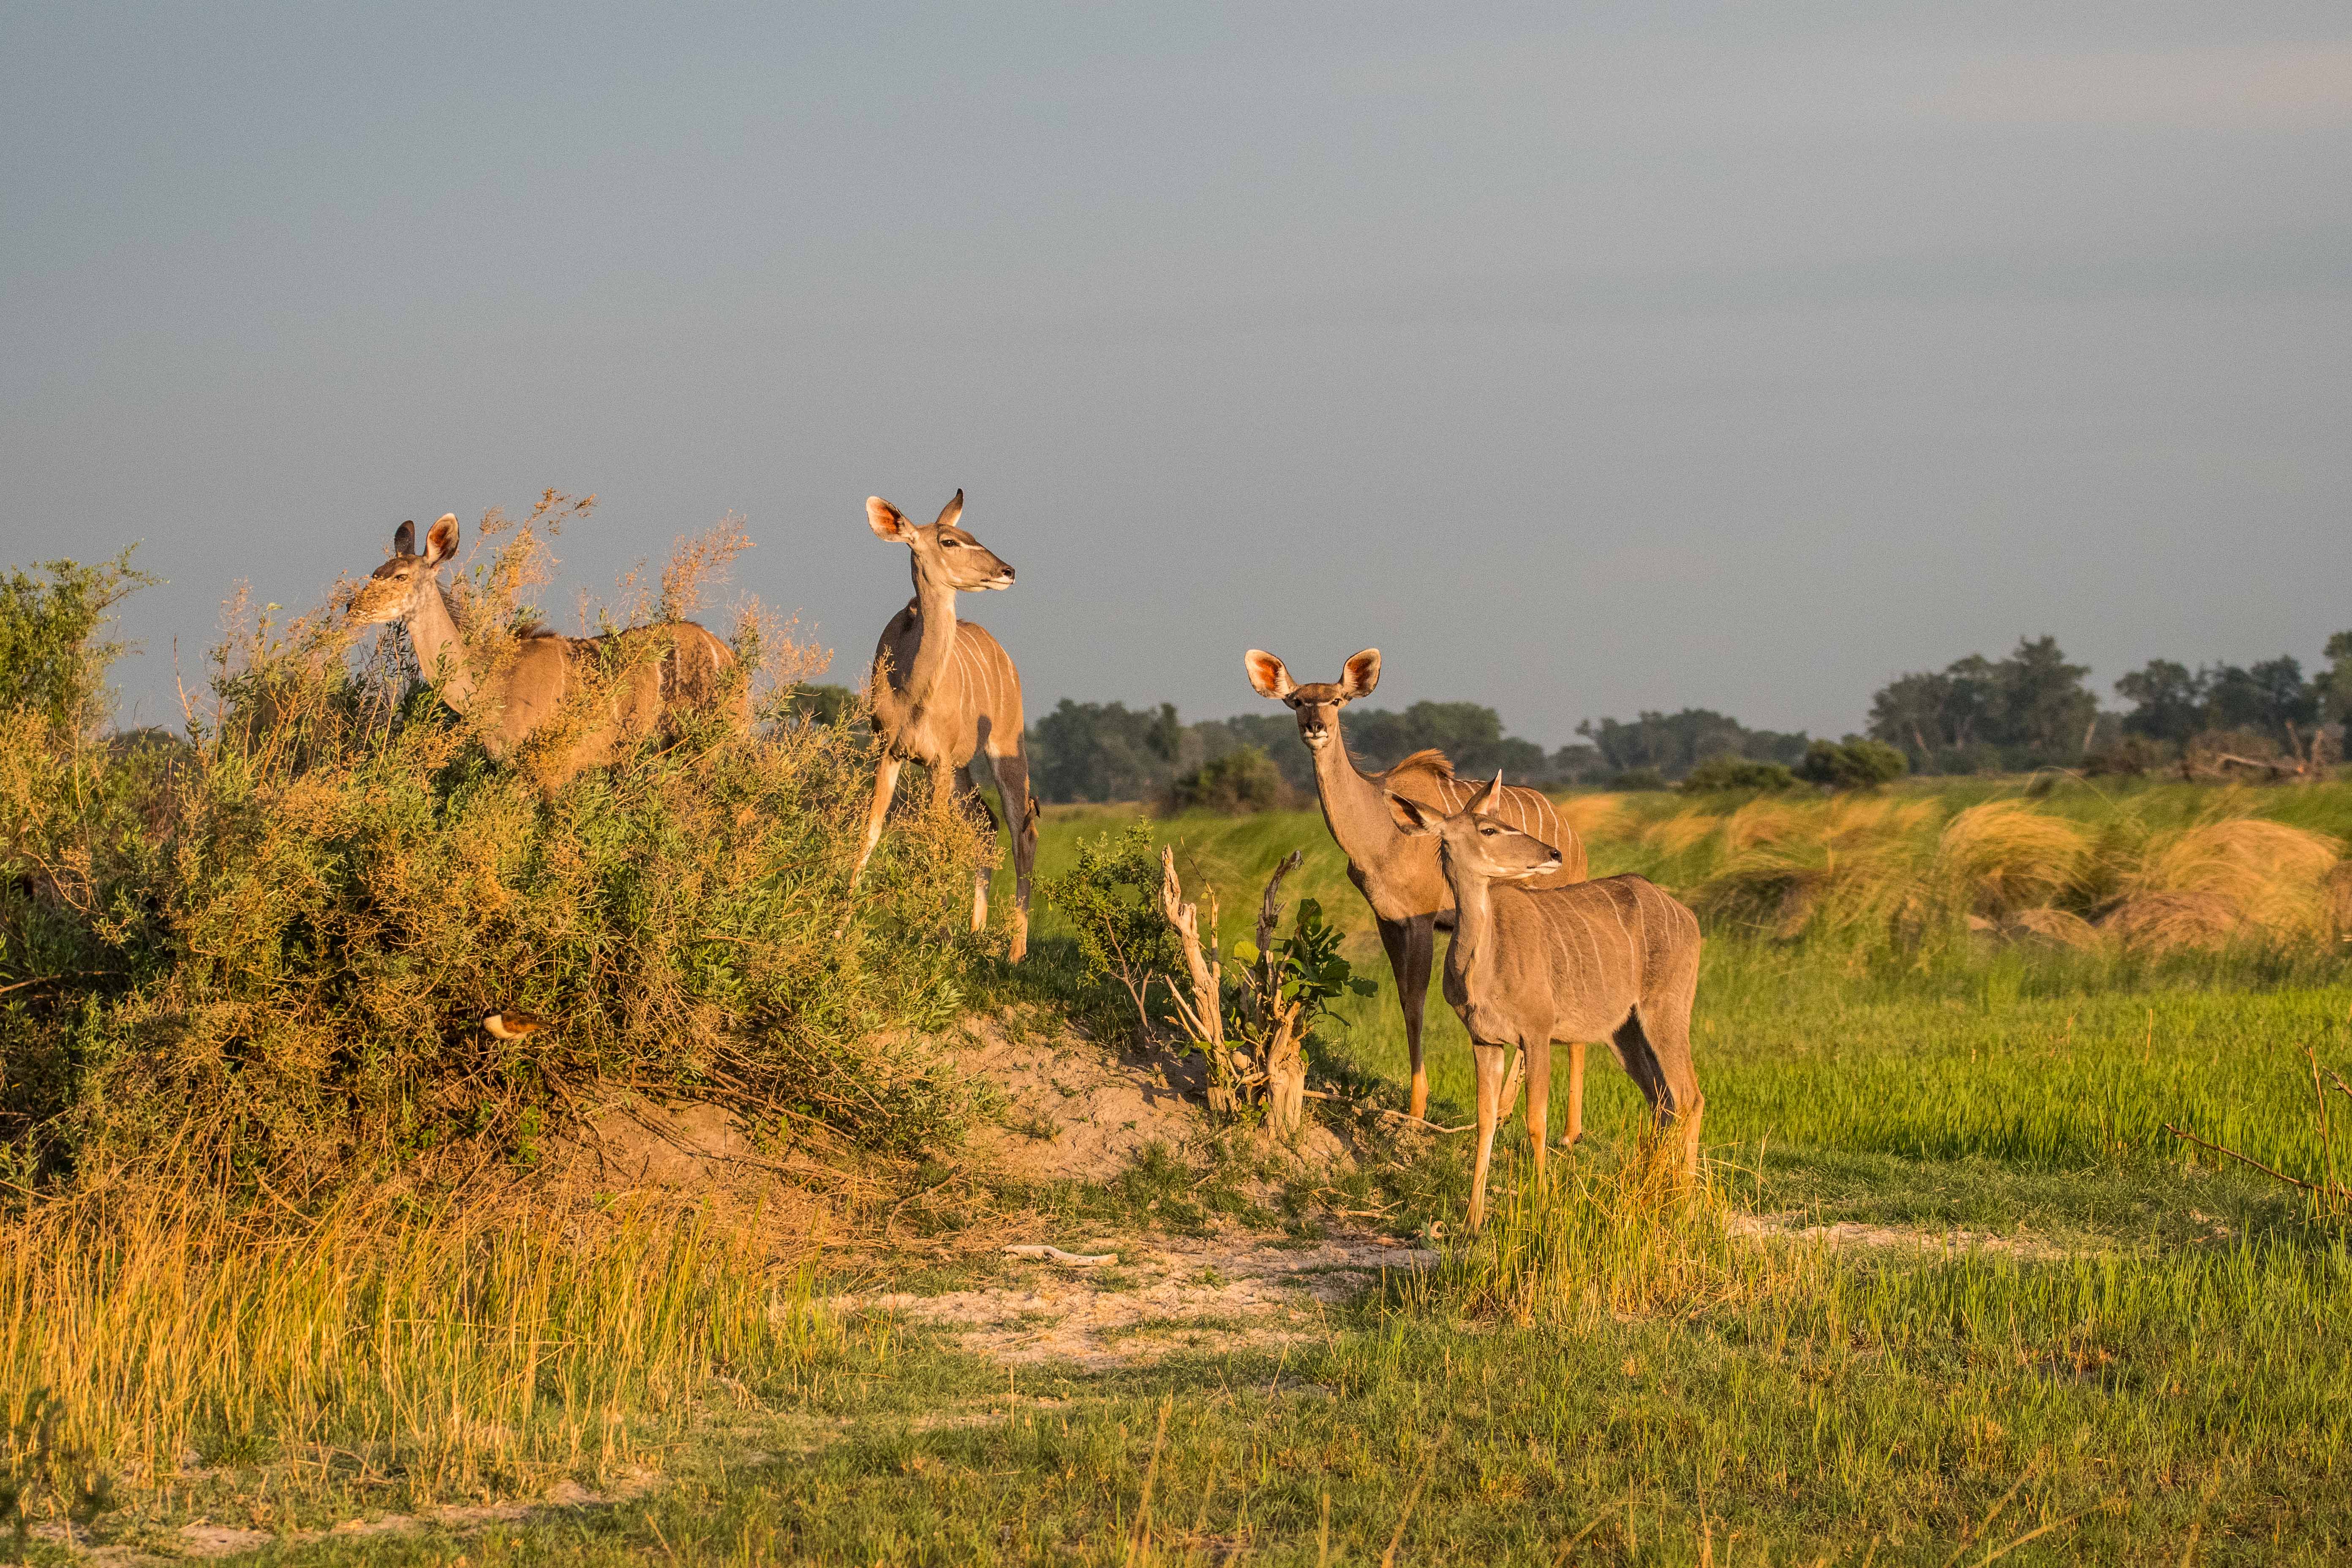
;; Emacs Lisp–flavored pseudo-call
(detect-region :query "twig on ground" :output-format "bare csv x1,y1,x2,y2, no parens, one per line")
1004,1244,1119,1266
1378,1108,1475,1135
2165,1122,2346,1199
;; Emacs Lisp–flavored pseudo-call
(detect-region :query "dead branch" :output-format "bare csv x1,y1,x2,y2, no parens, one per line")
1379,1108,1476,1135
2164,1122,2349,1200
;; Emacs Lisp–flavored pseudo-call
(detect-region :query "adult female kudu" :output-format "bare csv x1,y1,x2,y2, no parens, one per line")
851,491,1038,962
1244,648,1588,1124
1388,776,1705,1231
349,514,747,789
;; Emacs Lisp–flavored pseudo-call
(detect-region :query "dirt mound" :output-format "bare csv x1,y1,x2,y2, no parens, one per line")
852,1227,1435,1369
527,1096,846,1246
961,1014,1219,1181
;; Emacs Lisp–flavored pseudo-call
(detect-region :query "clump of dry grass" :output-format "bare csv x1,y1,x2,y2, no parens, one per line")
0,1184,855,1524
2102,817,2345,956
1934,800,2093,917
1631,786,2352,965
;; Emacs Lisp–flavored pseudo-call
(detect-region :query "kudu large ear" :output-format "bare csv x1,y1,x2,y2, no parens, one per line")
392,520,416,558
867,497,914,542
423,514,459,567
933,489,964,530
1468,771,1504,816
1338,648,1382,701
1386,791,1438,836
1244,650,1296,701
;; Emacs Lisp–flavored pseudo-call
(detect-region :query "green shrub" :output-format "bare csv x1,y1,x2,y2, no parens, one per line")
1168,745,1285,814
1609,767,1670,792
1679,755,1799,795
1796,737,1908,791
0,551,155,735
1,535,985,1193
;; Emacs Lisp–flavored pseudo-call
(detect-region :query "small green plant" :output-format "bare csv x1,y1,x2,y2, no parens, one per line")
1037,823,1183,1031
1230,895,1374,1025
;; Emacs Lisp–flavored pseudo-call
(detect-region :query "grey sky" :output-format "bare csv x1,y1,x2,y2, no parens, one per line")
5,3,2347,745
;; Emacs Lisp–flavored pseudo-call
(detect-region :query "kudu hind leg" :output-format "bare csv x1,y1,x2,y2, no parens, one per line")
990,751,1037,964
1638,994,1708,1180
1524,1041,1553,1189
1565,1039,1587,1148
954,762,1001,935
1613,1007,1706,1181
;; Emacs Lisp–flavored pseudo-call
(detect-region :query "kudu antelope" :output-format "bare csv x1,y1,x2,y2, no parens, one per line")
348,514,747,789
851,491,1038,961
1244,648,1588,1123
1388,776,1705,1231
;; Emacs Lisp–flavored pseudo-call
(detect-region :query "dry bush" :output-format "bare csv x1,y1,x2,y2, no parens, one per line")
2103,817,2345,956
659,512,755,623
2,523,979,1195
1934,800,2093,917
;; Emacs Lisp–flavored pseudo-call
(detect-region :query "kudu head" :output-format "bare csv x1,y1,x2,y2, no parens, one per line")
867,490,1015,594
1387,774,1564,885
349,514,460,626
1244,648,1380,753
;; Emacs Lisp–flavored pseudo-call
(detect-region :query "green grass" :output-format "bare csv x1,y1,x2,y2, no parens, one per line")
17,784,2352,1562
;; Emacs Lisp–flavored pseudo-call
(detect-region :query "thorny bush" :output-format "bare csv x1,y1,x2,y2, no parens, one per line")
0,503,990,1196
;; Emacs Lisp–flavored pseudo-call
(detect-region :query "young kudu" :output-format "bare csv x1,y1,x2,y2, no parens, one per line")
349,514,747,789
1244,648,1588,1123
852,491,1038,961
1389,777,1706,1231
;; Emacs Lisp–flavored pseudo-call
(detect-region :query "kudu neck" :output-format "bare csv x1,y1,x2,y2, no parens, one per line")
1443,861,1500,990
1307,717,1398,861
403,577,477,712
896,559,961,714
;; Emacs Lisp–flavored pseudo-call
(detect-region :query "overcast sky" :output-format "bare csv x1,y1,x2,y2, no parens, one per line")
4,3,2347,745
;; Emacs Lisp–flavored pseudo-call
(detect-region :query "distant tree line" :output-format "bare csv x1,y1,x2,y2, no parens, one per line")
799,627,2352,805
1866,633,2352,777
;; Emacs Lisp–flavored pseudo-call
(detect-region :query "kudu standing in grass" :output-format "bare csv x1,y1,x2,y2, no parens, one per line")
852,491,1037,961
1244,648,1588,1124
349,514,747,789
1388,776,1704,1231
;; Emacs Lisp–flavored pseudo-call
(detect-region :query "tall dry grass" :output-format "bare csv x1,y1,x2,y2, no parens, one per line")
1604,784,2352,967
0,1186,860,1524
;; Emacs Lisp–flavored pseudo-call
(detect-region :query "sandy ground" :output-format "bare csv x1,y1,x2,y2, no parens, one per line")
850,1227,1438,1369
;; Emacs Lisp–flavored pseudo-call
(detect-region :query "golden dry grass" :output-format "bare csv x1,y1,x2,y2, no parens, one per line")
1606,785,2352,960
1934,800,2093,917
0,1186,811,1507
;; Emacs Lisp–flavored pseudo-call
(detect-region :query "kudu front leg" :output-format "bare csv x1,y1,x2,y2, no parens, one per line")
851,756,904,888
1380,915,1438,1122
1466,1040,1509,1232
